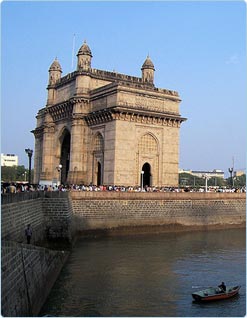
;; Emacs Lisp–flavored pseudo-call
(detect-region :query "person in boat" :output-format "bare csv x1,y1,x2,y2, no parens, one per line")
218,282,226,292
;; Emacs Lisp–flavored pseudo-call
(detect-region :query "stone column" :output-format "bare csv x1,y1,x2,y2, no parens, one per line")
32,130,43,184
39,123,55,184
67,114,87,184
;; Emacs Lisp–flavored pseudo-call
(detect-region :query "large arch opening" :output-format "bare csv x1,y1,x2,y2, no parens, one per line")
141,162,151,187
60,130,71,184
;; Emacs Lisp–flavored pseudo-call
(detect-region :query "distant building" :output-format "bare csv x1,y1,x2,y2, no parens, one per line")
234,170,245,177
1,154,18,167
179,169,224,179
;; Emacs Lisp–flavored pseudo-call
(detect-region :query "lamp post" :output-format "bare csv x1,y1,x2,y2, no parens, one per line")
228,167,234,188
203,174,209,192
25,148,33,184
22,171,27,182
56,164,63,186
141,170,144,191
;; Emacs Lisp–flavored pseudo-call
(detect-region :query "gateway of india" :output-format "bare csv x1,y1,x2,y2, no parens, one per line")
32,40,186,187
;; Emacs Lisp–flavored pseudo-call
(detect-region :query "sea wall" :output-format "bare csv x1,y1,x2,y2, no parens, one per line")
43,193,74,241
2,192,245,240
1,192,72,243
1,241,68,317
70,192,246,232
1,197,44,243
1,192,70,317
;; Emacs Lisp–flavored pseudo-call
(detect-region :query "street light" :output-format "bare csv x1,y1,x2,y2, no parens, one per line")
56,164,63,185
228,167,234,188
22,171,27,182
141,170,144,191
202,174,209,192
25,148,33,184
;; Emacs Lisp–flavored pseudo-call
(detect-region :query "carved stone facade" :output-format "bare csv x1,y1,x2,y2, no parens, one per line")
32,41,186,187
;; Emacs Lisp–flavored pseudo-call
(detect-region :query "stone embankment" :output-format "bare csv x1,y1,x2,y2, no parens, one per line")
71,192,246,233
1,192,70,317
1,191,245,316
1,241,68,317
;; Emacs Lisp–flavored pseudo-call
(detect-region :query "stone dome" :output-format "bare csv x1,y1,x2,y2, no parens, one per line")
49,58,62,72
141,55,155,70
77,40,92,57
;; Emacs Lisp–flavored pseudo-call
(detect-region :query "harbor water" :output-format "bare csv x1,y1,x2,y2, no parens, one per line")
40,228,246,317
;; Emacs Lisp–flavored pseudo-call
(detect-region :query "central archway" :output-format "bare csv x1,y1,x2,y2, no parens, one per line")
142,162,151,187
60,131,71,184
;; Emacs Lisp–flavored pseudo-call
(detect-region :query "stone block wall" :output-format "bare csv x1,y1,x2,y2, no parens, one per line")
1,191,245,239
70,192,246,232
43,196,74,241
1,241,68,317
1,193,71,317
1,192,73,243
1,198,44,243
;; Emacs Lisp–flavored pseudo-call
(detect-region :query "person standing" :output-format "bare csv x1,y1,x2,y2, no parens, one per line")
25,224,32,244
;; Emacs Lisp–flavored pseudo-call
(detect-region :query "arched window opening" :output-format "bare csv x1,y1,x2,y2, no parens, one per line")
138,134,158,154
138,133,158,187
92,133,104,185
93,133,104,152
97,162,101,186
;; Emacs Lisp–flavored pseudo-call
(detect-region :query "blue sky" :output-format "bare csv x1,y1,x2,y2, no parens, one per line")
1,1,246,176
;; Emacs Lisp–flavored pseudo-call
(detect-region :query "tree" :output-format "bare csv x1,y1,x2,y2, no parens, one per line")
179,173,227,188
1,165,29,182
207,177,226,187
235,174,246,187
226,174,246,188
179,173,204,187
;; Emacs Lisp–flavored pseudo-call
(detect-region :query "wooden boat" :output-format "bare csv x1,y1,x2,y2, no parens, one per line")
192,285,241,302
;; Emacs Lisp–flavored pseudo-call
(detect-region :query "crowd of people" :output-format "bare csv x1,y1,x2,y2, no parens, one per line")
1,182,246,194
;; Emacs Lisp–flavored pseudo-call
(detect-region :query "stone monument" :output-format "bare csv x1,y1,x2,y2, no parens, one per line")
32,40,186,187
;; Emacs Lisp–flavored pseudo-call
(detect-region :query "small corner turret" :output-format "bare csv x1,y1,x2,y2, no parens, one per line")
48,58,62,85
47,58,62,106
77,40,92,71
141,55,155,84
